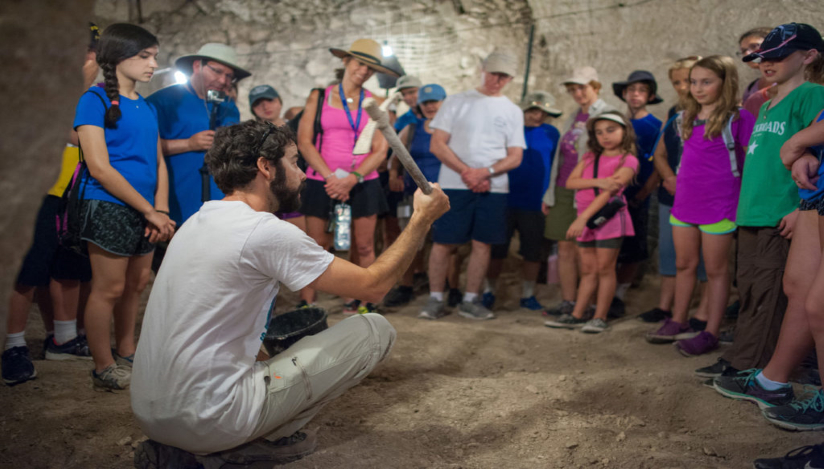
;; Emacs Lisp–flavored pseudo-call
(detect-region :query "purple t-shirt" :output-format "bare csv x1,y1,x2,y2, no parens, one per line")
557,111,589,188
671,110,756,225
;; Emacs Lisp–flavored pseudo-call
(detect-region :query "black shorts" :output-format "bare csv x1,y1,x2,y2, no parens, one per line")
16,195,92,287
800,197,824,215
80,199,154,257
299,178,388,220
379,171,405,219
491,208,547,262
618,200,649,264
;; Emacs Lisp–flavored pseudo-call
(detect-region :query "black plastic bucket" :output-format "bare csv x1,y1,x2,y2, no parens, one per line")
263,306,328,357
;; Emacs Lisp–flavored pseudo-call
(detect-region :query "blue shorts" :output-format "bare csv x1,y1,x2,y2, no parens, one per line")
432,189,508,245
658,203,707,280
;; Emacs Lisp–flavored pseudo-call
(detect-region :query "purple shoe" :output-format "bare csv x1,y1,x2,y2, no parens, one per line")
645,318,696,344
675,331,719,357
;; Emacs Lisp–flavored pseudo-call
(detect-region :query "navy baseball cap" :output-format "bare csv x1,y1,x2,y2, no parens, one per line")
249,85,279,107
417,84,446,104
743,23,824,63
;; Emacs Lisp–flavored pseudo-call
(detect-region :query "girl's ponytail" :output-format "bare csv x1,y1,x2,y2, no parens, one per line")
101,62,122,128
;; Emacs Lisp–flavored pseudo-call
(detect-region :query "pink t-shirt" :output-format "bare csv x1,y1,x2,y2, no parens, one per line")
671,110,755,225
575,152,639,242
557,111,589,188
306,85,378,182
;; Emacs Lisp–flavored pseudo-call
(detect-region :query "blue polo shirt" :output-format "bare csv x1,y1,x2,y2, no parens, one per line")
73,86,159,207
147,83,240,225
799,111,824,202
624,113,662,201
507,123,560,211
394,109,418,132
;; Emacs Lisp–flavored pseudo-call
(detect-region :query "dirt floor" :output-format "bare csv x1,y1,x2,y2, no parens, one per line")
1,258,821,469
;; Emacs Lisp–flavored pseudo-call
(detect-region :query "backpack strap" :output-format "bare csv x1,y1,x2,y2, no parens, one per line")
721,109,741,178
313,87,325,151
592,154,601,196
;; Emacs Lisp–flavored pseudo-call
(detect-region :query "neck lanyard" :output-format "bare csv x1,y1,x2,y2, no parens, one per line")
339,82,364,152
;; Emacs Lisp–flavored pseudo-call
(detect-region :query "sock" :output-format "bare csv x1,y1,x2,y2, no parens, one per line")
483,278,495,294
463,292,477,303
521,280,536,299
430,291,444,301
756,371,789,391
54,319,78,345
5,332,26,350
615,283,630,300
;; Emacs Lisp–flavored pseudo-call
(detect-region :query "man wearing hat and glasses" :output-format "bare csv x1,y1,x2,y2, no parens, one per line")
609,70,663,316
147,43,251,228
420,50,526,321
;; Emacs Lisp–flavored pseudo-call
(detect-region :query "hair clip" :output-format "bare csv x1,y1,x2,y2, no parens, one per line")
110,100,120,106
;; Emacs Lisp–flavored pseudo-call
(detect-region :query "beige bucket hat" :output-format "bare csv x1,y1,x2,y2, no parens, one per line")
175,43,251,80
329,39,401,77
520,90,562,117
563,66,599,86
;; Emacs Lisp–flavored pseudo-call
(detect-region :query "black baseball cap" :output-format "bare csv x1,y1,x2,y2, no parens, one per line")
612,70,663,105
743,23,824,63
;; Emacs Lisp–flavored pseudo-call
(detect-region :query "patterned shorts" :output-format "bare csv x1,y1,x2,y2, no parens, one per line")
79,199,154,257
800,197,824,216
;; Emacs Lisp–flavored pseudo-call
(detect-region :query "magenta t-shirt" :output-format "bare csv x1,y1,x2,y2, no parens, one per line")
575,152,639,242
671,109,755,225
557,111,589,188
305,85,378,182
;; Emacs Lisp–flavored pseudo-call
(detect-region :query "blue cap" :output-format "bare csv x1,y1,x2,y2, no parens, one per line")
417,84,446,104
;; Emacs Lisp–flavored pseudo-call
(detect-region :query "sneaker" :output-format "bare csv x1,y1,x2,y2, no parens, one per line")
688,317,707,331
520,296,545,311
763,389,824,431
418,297,448,320
753,443,824,469
134,439,200,469
481,292,496,310
713,369,794,410
694,358,738,378
638,307,672,323
113,350,134,368
545,313,587,329
383,286,413,307
45,335,92,361
646,318,696,344
718,327,734,345
91,363,131,391
296,300,314,309
1,346,37,386
342,300,361,315
357,302,380,315
203,430,317,467
725,299,740,319
607,297,625,319
447,288,462,308
543,300,575,317
675,331,718,357
458,299,495,321
581,318,609,334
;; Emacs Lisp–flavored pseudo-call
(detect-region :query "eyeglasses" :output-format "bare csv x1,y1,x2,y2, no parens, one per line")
251,122,275,158
205,63,236,83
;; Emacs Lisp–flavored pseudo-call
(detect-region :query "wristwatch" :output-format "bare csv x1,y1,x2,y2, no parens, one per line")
487,167,495,175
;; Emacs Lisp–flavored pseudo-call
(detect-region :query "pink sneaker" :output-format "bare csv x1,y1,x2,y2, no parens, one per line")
675,331,719,357
646,318,697,344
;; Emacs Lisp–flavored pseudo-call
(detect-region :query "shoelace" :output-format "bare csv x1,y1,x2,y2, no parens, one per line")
785,443,824,460
733,368,761,387
789,387,824,413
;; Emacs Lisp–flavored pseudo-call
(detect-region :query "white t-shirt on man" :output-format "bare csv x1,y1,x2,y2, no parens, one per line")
429,89,526,193
131,200,334,454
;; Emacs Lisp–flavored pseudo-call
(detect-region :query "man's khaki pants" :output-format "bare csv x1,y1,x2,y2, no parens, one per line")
249,313,396,442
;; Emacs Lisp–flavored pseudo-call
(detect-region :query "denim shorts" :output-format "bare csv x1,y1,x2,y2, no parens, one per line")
658,203,707,280
432,189,508,245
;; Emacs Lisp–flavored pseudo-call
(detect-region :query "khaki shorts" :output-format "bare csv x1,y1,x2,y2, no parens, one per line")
544,186,577,241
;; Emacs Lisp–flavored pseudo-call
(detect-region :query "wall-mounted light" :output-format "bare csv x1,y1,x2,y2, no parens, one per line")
174,71,188,84
382,41,393,57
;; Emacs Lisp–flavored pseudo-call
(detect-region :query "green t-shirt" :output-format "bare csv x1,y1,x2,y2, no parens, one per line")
737,82,824,227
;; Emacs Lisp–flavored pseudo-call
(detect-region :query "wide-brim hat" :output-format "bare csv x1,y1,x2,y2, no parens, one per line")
175,43,251,80
612,70,663,104
329,39,401,77
743,23,824,63
520,90,562,117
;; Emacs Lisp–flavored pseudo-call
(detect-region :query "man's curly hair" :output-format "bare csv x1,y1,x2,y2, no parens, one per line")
205,120,296,194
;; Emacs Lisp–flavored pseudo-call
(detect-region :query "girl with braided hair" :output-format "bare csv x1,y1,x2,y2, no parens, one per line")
73,23,175,390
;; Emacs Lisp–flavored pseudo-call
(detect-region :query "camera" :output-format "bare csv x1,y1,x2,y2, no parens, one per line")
206,89,226,104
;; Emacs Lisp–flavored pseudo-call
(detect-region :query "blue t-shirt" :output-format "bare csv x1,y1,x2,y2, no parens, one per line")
625,113,662,201
394,109,418,133
507,123,560,211
799,110,824,202
147,83,240,225
73,86,159,207
403,117,442,194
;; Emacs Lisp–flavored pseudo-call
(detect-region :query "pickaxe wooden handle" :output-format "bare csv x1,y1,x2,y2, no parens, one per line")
363,97,433,195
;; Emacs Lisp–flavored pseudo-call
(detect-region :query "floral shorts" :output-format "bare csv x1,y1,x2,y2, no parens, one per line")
80,199,154,257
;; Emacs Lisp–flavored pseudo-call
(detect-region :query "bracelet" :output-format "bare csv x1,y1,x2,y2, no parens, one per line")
352,171,364,183
156,210,169,215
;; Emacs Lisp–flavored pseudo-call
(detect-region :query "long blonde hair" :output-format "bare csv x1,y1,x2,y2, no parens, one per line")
682,55,740,140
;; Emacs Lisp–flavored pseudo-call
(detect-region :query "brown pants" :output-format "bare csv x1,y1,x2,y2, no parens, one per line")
722,227,790,370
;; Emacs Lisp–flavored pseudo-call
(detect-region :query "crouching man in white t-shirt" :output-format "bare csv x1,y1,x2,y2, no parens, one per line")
131,120,450,468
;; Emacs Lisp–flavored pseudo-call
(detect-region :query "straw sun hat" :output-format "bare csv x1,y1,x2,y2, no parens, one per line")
329,39,401,77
